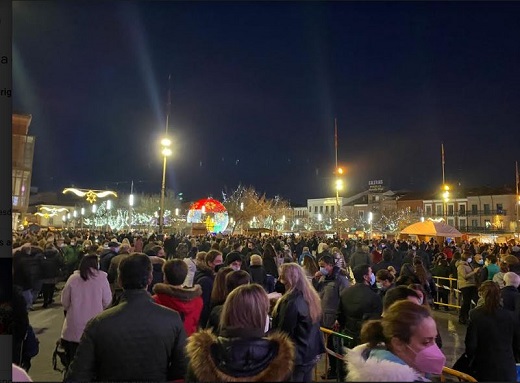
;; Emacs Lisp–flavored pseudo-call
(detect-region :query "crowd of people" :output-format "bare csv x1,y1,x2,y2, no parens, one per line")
9,228,520,381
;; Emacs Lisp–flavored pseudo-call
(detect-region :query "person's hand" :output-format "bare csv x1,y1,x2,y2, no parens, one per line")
267,292,282,300
314,271,322,279
332,320,340,331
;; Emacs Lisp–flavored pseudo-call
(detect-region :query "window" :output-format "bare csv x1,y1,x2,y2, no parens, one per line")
448,204,454,216
325,206,329,213
358,211,364,219
320,206,323,213
471,219,478,227
436,205,442,215
309,207,311,213
314,206,318,213
425,205,432,215
496,203,503,214
331,206,334,214
483,204,490,214
459,205,466,215
471,204,478,215
447,218,455,226
48,217,54,226
459,219,466,229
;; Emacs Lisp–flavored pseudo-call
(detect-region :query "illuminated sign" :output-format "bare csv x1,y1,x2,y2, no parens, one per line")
368,180,384,192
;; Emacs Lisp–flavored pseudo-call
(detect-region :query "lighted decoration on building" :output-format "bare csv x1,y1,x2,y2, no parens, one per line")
63,188,117,203
187,198,229,233
35,206,69,218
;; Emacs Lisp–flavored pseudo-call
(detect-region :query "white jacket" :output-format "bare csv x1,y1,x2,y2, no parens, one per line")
345,343,428,382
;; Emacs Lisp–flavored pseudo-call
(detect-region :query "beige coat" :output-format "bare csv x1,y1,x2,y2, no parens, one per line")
457,260,479,289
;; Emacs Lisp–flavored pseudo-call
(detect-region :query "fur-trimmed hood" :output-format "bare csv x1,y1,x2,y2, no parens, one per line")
152,283,202,301
345,343,428,382
187,329,295,382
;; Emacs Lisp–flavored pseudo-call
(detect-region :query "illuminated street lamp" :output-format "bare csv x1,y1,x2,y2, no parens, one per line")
318,213,323,231
159,138,172,234
81,207,85,230
335,167,344,237
368,211,373,238
442,184,450,221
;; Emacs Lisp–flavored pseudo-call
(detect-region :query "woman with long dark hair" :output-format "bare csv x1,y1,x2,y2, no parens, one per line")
60,254,112,370
464,280,519,382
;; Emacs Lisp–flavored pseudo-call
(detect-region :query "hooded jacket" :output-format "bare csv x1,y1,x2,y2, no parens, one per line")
186,328,294,382
152,283,203,336
345,343,428,382
457,260,479,289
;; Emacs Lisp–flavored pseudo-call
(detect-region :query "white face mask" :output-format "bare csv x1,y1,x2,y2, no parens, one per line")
467,258,472,264
231,265,241,272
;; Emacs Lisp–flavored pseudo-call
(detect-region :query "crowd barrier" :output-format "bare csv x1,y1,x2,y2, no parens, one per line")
317,327,477,382
432,276,461,311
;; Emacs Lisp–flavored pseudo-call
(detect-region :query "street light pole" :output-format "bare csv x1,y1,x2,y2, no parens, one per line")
129,181,134,233
159,138,172,234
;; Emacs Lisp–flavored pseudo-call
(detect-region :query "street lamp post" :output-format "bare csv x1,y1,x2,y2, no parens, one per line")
159,138,172,235
106,200,112,233
368,211,373,239
129,193,134,232
335,170,344,237
442,185,450,223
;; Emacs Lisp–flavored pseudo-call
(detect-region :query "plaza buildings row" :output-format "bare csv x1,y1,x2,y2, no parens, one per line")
11,113,520,237
294,181,520,237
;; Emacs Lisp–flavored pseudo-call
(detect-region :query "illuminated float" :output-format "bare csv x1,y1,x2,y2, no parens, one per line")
186,198,229,233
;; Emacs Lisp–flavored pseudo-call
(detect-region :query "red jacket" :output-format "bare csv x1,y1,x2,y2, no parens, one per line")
152,283,203,336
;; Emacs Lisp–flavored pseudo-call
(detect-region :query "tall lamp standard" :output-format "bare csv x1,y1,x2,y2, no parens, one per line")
335,168,344,237
80,207,85,231
129,192,134,232
368,211,373,239
442,185,450,222
159,138,172,235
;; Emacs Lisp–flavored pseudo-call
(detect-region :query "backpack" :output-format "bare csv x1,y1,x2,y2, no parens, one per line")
22,325,39,358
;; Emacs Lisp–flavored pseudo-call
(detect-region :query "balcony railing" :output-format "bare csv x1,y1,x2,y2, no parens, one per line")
426,210,508,217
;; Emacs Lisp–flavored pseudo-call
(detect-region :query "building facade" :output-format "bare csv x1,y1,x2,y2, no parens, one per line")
12,114,35,229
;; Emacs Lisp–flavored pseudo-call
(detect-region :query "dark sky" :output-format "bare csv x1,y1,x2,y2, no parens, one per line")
13,1,520,206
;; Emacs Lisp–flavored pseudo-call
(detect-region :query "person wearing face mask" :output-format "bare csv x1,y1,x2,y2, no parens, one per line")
193,250,223,328
224,252,243,272
457,251,480,325
345,300,446,381
336,265,383,350
314,255,350,380
62,237,80,280
375,269,396,300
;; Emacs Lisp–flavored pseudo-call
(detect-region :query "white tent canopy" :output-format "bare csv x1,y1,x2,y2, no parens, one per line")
400,221,462,237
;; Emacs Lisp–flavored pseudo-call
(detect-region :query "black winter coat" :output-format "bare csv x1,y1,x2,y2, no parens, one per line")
40,249,63,281
65,289,187,382
501,286,520,320
193,266,215,328
271,290,325,366
465,306,520,382
249,265,268,290
186,328,295,382
337,283,382,339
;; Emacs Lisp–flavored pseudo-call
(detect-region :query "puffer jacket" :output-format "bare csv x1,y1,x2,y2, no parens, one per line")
345,343,429,381
186,328,294,382
64,289,187,382
152,283,203,336
271,290,325,366
457,260,479,289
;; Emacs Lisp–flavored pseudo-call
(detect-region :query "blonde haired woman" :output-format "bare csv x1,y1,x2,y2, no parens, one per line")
272,263,325,382
187,284,295,381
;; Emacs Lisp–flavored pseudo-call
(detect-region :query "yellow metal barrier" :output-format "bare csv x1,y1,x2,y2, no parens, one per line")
317,327,477,382
441,366,477,382
432,276,461,311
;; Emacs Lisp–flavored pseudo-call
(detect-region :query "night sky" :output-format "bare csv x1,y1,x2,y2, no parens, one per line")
13,2,520,205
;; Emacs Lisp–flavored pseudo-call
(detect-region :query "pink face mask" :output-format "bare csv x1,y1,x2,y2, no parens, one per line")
407,343,446,374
